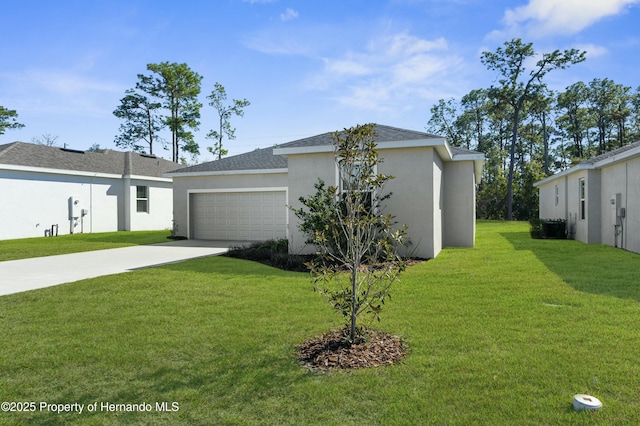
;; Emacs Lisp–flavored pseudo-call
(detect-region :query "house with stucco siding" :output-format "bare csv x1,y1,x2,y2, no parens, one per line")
535,140,640,254
0,142,181,240
167,125,484,259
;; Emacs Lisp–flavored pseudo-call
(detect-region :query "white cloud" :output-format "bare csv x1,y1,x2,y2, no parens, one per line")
503,0,640,36
574,43,608,59
323,58,371,76
280,8,299,21
309,33,463,112
0,68,124,116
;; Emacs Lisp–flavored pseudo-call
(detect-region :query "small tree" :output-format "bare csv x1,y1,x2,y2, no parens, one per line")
113,89,165,155
139,62,203,162
32,133,60,147
292,124,408,344
0,106,25,135
206,82,250,159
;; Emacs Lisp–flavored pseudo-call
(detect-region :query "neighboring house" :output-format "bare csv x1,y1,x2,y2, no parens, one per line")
168,125,484,259
535,140,640,254
0,142,182,240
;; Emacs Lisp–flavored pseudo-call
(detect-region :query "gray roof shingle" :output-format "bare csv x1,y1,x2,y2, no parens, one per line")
583,140,640,165
0,142,182,177
168,146,287,174
168,124,454,174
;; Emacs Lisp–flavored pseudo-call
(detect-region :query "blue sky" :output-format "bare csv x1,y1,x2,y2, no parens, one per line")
2,0,639,161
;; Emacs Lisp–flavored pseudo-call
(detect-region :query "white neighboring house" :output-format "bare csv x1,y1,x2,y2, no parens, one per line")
535,140,640,254
167,124,484,259
0,142,182,240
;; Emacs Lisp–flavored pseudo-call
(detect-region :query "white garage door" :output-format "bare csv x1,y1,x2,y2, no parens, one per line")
190,191,287,241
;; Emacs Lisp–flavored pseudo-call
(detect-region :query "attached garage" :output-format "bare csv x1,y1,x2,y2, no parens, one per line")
189,190,287,241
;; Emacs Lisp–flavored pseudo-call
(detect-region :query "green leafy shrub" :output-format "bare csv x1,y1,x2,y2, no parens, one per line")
226,239,310,272
530,218,567,239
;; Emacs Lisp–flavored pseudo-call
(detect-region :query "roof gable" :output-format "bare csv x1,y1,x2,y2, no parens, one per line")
277,124,442,150
0,142,182,177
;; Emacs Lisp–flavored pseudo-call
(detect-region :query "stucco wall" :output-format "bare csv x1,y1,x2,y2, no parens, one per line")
0,169,121,240
537,178,567,222
128,178,174,232
443,161,476,247
563,170,601,244
599,157,640,253
171,172,288,239
626,157,640,254
286,152,337,255
382,147,438,259
0,169,174,240
287,147,443,259
539,156,640,254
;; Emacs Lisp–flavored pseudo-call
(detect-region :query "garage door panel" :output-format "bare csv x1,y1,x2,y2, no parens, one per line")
191,191,286,241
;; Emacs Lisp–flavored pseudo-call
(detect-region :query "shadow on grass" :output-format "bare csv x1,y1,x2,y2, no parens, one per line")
501,231,640,303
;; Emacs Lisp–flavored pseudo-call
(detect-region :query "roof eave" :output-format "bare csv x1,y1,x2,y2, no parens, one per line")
166,168,288,178
533,163,594,187
274,138,448,156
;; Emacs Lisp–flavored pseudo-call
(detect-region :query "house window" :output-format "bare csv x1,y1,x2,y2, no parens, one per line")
554,185,559,207
136,186,149,213
338,160,374,211
578,178,586,220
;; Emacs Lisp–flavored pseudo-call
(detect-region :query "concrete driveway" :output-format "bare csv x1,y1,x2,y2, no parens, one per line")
0,240,234,296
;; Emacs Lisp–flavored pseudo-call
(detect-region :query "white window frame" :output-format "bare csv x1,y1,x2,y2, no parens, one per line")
336,159,377,212
554,184,559,207
136,185,149,213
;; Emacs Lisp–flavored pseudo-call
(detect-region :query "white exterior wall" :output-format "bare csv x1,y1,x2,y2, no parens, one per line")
381,147,438,259
287,147,450,259
0,169,119,239
287,152,337,255
443,161,477,247
171,172,288,239
0,167,173,240
537,149,640,254
626,157,640,254
599,157,640,253
537,179,568,221
128,178,174,232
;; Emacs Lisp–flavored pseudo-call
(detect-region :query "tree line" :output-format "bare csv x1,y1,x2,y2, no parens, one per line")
113,62,250,163
427,38,640,220
1,62,250,164
4,40,639,214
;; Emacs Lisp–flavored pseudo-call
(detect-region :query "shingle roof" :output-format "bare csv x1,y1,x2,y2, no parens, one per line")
0,142,182,177
168,146,287,174
168,124,453,174
278,124,442,149
583,140,640,165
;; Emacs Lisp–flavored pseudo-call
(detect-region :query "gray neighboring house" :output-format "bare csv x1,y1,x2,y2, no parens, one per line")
168,124,484,259
535,140,640,254
0,142,182,240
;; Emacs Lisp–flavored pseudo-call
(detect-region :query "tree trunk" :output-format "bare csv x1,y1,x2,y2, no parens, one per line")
542,111,549,176
507,106,519,221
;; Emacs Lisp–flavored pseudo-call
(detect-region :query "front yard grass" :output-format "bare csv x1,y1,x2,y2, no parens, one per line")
1,221,639,424
0,230,172,262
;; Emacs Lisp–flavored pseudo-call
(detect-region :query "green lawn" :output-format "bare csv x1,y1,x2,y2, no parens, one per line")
1,221,639,425
0,230,172,262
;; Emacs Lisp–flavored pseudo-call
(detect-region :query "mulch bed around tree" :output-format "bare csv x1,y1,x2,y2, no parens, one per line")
298,328,407,371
